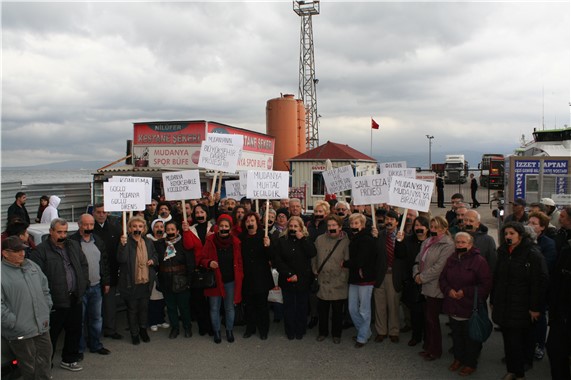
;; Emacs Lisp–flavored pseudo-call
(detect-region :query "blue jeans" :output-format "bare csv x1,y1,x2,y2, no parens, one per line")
348,284,373,344
209,282,235,332
80,284,103,352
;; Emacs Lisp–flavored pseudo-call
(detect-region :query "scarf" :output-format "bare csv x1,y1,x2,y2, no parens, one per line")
214,233,234,249
135,238,149,284
419,234,445,272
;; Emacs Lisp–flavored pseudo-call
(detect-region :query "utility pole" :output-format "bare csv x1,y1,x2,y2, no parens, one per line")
293,0,320,150
426,135,434,170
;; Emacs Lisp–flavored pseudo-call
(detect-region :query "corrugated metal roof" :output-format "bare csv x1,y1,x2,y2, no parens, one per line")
287,141,376,162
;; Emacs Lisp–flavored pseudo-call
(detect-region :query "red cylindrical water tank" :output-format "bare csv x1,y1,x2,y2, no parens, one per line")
266,94,306,171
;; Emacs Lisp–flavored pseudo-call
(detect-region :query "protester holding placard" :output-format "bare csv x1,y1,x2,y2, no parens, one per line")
395,216,430,347
313,214,350,344
343,213,377,348
413,216,455,361
198,215,243,344
117,216,158,346
239,213,274,340
156,220,196,339
273,216,317,340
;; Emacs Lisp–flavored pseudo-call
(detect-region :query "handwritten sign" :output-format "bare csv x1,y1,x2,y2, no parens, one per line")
380,167,416,179
225,180,244,199
206,133,244,148
246,171,289,199
239,171,249,195
162,170,201,201
416,172,436,183
104,182,147,212
109,176,152,204
198,142,242,173
380,161,407,169
322,165,354,194
351,174,388,205
388,176,434,212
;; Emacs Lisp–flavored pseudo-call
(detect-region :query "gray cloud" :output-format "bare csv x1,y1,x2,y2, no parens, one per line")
1,2,569,168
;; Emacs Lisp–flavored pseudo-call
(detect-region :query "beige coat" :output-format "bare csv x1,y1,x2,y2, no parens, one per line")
312,232,350,301
412,234,454,299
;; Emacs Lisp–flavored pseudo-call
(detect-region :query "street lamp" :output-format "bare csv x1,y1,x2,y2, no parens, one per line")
426,135,434,170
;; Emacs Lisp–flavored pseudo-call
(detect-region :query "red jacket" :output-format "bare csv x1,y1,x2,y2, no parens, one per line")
182,229,203,263
199,233,243,304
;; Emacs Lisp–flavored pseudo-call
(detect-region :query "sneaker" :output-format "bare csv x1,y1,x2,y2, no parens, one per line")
150,325,158,332
60,361,83,372
534,346,544,360
159,323,170,329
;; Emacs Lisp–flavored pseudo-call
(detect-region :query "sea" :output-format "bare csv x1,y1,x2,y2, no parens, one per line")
1,168,93,185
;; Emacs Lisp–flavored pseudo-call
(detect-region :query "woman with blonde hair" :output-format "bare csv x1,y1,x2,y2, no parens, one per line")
413,215,454,361
274,216,316,340
118,216,158,345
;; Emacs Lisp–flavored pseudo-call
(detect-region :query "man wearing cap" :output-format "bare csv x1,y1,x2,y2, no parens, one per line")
7,192,30,224
70,214,111,357
504,198,529,224
30,218,89,372
541,198,561,229
2,236,53,380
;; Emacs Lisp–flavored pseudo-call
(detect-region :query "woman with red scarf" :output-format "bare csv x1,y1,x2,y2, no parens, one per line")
198,215,243,344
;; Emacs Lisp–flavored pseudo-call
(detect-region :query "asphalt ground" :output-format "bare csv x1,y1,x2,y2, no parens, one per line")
51,198,552,380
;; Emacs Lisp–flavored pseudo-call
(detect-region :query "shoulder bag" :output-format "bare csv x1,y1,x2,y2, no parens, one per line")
468,286,493,343
190,267,216,289
310,239,342,293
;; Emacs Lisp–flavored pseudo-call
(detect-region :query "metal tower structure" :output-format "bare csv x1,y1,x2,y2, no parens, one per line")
293,0,320,150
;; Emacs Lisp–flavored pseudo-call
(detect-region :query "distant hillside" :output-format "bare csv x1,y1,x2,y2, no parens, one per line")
5,160,111,170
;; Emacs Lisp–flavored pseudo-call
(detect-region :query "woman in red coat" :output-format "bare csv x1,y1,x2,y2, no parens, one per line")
198,214,243,344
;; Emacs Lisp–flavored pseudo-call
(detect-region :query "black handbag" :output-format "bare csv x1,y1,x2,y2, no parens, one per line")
190,267,216,289
468,286,493,343
311,240,342,293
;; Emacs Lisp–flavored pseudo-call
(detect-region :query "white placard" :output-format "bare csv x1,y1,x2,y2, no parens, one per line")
351,174,388,206
239,171,248,195
206,133,244,148
379,161,407,169
104,182,147,212
552,193,571,205
225,180,244,199
162,170,201,201
109,176,152,204
388,176,434,212
322,165,354,194
246,171,289,199
416,172,436,183
380,167,416,179
198,141,242,173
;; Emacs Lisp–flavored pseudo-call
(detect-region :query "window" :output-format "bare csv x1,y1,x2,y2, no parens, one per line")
312,171,325,196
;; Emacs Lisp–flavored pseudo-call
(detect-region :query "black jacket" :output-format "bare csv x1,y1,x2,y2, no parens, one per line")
344,230,377,285
7,202,30,224
116,235,158,299
156,236,195,294
239,230,274,295
274,235,316,292
93,220,122,286
30,238,89,308
549,228,571,322
491,237,549,328
69,232,111,287
374,229,406,291
307,217,327,243
395,233,426,284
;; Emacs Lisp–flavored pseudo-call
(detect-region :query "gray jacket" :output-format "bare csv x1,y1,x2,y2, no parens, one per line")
412,234,455,299
312,232,350,301
1,259,52,341
472,226,497,271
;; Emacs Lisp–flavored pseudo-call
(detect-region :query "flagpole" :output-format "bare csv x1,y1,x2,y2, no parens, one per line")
370,117,373,156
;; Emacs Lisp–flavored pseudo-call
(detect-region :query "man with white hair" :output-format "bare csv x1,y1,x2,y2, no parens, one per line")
462,209,497,270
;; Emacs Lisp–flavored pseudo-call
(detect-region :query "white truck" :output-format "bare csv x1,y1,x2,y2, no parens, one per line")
444,154,468,184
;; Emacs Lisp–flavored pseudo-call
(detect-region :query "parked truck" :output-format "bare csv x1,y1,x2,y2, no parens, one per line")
478,153,505,189
444,154,469,184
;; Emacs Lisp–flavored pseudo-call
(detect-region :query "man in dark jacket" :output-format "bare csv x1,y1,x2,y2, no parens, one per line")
70,213,111,356
546,206,571,380
7,192,30,224
30,218,89,372
372,209,403,343
463,210,497,271
93,203,123,340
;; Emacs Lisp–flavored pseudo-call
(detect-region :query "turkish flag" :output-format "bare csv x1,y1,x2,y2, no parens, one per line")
371,118,379,130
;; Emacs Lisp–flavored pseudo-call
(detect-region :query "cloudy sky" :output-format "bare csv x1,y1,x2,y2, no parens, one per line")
2,1,569,168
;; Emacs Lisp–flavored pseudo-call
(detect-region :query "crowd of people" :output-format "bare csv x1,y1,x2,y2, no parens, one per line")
2,190,571,380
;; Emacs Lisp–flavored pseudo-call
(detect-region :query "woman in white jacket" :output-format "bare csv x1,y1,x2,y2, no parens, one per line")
40,195,60,223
